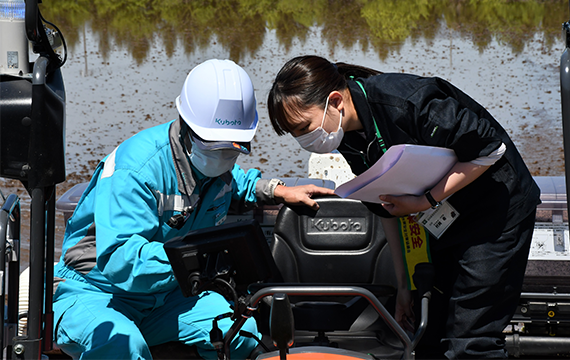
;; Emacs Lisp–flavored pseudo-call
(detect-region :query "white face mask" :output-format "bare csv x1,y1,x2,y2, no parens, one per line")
189,142,240,177
295,96,344,154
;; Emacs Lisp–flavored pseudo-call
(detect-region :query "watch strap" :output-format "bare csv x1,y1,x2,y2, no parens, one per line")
424,190,440,209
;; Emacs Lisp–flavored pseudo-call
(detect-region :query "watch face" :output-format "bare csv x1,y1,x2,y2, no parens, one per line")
7,51,19,69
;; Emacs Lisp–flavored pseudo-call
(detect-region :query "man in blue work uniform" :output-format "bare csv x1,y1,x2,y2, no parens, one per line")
52,59,334,360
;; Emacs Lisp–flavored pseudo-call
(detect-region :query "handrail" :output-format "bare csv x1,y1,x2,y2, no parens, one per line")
223,285,419,360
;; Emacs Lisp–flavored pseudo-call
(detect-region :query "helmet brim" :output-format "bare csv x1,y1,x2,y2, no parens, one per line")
190,133,251,155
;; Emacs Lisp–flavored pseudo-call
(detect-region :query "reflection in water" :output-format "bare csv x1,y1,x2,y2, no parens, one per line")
81,23,90,77
38,0,565,180
1,0,567,270
43,0,566,63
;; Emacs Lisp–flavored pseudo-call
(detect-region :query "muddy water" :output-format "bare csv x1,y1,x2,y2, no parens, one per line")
1,0,567,271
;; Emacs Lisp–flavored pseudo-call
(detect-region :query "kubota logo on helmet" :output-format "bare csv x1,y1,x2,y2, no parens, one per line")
309,218,364,232
215,118,242,126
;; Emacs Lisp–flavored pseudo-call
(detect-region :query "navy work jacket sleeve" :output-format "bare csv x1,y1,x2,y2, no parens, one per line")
340,75,540,231
348,74,503,164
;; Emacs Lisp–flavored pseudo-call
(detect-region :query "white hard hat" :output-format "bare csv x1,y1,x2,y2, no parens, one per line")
176,59,258,143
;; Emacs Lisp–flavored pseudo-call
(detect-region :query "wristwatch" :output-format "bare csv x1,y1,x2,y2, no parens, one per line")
269,179,286,198
424,190,442,209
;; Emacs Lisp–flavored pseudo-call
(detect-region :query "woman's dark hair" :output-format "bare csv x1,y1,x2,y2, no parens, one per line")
267,55,381,135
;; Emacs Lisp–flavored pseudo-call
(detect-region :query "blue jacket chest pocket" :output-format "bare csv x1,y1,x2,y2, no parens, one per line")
206,196,230,226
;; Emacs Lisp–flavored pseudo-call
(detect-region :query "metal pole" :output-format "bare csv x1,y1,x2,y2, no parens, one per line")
4,189,47,360
26,56,48,345
42,187,55,352
11,56,51,360
561,3,570,225
505,334,570,358
24,188,44,359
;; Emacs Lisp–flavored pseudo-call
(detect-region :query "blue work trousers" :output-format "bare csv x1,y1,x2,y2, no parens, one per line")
53,276,259,360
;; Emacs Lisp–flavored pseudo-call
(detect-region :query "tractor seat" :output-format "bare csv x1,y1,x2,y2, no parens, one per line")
267,196,397,334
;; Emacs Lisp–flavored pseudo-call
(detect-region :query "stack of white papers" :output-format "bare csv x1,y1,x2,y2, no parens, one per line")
334,144,458,204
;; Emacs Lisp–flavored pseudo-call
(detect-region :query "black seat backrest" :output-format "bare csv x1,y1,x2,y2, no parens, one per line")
270,196,395,287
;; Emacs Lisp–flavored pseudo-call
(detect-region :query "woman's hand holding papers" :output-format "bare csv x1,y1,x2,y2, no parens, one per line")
379,162,491,217
379,194,432,217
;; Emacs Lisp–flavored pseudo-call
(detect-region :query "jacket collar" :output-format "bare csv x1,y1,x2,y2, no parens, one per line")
345,79,386,166
348,79,379,145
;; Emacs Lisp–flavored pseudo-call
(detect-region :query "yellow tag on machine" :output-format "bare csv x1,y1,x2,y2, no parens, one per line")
398,216,431,290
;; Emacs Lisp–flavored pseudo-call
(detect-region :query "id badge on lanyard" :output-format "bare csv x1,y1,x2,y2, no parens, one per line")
414,201,460,239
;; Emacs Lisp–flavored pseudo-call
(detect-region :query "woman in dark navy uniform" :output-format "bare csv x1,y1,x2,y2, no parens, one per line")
267,55,540,359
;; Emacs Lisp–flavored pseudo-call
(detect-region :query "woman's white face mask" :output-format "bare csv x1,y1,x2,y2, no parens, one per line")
189,141,240,177
294,96,344,154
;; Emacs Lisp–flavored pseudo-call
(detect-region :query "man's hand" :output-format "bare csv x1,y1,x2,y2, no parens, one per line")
273,184,336,210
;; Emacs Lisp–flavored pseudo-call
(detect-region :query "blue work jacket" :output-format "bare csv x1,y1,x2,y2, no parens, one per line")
55,119,275,295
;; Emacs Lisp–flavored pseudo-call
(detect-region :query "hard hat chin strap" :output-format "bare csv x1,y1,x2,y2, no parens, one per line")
178,117,193,154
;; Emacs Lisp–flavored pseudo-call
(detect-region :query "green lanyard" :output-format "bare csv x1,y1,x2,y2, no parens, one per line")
354,79,387,154
354,80,430,291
